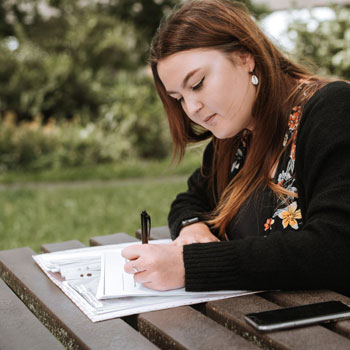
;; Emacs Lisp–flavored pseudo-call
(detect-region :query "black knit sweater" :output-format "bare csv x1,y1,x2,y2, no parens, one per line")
168,81,350,295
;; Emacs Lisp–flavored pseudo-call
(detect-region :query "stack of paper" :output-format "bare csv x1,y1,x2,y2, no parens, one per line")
33,240,256,322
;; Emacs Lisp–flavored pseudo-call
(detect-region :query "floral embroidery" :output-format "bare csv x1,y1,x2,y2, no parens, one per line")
290,141,297,161
283,106,302,147
288,106,301,131
230,131,249,176
263,105,303,233
231,147,244,174
264,218,275,231
277,202,302,229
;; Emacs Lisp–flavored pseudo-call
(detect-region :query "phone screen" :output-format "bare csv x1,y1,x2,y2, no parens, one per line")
245,301,350,332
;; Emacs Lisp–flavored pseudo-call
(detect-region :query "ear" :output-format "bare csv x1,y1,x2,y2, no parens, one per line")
235,51,255,71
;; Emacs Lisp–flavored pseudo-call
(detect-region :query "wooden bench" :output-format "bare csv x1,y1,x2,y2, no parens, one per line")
0,278,62,350
1,227,350,349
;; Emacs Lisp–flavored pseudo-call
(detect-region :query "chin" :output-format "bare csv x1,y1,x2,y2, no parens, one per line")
212,130,236,139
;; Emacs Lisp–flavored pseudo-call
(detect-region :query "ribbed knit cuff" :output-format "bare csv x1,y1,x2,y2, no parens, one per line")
183,241,242,291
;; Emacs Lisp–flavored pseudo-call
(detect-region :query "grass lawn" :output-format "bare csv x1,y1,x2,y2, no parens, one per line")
0,145,205,252
0,144,205,184
0,177,188,252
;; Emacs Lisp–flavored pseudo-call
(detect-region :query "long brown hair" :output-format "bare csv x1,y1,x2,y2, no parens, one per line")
149,0,326,236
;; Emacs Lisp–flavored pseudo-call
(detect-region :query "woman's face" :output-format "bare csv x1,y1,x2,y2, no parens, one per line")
157,48,257,139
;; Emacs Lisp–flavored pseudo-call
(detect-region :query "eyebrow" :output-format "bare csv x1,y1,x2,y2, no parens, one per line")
166,68,200,95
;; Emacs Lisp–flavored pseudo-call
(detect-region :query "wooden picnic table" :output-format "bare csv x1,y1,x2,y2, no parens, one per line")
1,226,350,350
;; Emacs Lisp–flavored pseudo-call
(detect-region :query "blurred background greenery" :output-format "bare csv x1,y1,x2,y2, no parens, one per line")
0,0,349,251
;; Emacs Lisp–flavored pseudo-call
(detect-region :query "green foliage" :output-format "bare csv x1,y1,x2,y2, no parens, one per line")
0,0,268,121
0,115,124,171
0,8,141,121
100,73,171,159
0,72,172,171
0,0,269,170
288,6,350,79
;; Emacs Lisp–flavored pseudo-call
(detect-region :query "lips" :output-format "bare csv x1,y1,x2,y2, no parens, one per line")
203,113,216,123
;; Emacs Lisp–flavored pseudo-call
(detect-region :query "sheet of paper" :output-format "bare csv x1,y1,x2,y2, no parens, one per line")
97,250,248,299
33,240,259,322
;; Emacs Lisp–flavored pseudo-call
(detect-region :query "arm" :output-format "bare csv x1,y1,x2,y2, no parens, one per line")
168,141,219,242
183,82,350,294
174,222,220,246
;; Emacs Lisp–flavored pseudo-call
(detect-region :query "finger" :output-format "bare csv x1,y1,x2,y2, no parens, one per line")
121,244,146,260
142,281,160,291
133,271,151,284
124,260,136,274
124,259,147,274
143,281,170,291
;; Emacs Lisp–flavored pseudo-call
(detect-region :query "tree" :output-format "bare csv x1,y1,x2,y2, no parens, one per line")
0,0,269,121
288,5,350,79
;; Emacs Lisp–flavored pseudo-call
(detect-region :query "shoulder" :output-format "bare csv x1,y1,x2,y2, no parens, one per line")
295,81,350,182
303,80,350,117
298,81,350,143
310,80,350,100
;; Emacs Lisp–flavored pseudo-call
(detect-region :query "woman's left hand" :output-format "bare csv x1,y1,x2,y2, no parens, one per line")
122,244,185,291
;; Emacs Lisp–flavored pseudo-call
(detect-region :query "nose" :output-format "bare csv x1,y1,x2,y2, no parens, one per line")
183,96,203,118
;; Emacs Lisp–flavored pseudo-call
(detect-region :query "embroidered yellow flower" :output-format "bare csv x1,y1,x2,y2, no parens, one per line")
278,202,302,229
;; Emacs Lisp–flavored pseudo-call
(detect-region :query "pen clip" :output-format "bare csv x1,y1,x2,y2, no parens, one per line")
141,210,151,244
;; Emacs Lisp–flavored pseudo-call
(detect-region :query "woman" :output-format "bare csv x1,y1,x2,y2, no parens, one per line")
122,0,350,294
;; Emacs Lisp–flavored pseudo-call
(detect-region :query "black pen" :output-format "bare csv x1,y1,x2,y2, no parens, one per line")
141,210,151,244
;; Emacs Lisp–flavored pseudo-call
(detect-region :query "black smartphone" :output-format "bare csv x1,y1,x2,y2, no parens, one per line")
244,301,350,332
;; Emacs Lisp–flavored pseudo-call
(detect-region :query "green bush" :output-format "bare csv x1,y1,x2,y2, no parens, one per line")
0,115,130,171
0,6,144,121
0,73,171,171
0,0,267,171
100,73,171,159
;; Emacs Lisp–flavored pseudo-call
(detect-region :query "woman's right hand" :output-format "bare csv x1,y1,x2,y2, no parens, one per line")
173,222,220,246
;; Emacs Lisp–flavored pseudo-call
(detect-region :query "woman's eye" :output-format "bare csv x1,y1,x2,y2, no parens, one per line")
192,77,205,91
170,95,183,102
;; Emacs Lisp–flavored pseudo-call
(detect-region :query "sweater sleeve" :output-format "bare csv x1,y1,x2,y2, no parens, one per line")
168,141,216,240
183,81,350,294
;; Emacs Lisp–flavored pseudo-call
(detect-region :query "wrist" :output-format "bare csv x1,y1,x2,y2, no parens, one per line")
181,217,200,228
179,221,209,235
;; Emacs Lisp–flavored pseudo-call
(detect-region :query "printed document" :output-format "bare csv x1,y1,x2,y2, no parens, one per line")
33,240,257,322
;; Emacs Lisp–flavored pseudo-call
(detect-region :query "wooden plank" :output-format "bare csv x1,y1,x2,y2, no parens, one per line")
138,306,259,350
0,247,159,350
205,293,350,350
135,226,171,240
93,233,259,350
90,232,137,246
0,278,62,350
41,240,85,253
92,231,350,348
261,290,350,339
